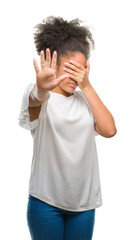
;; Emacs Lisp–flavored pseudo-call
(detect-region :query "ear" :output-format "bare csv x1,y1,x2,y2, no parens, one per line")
86,60,90,74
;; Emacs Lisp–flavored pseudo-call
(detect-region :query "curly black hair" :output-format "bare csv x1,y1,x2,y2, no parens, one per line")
33,16,95,67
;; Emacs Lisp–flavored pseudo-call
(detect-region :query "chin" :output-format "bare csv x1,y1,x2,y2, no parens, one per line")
67,88,76,93
60,82,78,94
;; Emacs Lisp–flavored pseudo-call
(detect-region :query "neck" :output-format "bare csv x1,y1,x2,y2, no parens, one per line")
50,86,74,97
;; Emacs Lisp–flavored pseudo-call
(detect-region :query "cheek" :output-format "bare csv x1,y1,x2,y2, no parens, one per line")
56,68,72,86
59,78,69,86
56,68,67,79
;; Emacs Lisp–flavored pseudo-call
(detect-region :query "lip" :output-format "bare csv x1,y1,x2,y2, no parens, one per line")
69,83,77,87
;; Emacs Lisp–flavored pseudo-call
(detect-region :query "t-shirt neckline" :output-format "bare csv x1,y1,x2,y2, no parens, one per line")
50,91,74,98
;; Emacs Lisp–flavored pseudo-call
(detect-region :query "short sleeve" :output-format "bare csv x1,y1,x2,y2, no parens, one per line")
76,90,99,136
18,83,50,131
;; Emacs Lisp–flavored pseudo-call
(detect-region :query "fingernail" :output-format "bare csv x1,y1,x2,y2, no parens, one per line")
63,67,66,70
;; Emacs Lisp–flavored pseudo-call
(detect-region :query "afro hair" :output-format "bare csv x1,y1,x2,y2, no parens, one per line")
33,16,95,67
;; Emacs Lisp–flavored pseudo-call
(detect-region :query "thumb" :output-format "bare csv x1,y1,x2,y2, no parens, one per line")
56,74,69,85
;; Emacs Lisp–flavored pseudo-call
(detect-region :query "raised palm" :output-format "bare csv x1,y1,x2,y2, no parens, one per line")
33,48,68,91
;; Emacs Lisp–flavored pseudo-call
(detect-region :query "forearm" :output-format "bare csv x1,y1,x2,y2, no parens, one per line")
81,82,117,136
29,83,50,107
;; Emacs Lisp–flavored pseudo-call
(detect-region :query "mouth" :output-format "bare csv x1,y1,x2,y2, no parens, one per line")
69,82,78,88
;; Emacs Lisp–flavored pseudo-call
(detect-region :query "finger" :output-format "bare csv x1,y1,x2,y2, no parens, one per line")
56,74,69,84
40,50,45,70
45,48,51,67
66,73,79,82
69,60,85,71
64,62,82,73
51,51,57,70
63,66,79,76
33,58,40,74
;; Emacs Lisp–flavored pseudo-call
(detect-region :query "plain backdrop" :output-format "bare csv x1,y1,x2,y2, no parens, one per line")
0,0,135,239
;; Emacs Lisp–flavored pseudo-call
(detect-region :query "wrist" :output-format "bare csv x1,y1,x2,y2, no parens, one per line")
80,81,92,92
31,84,50,102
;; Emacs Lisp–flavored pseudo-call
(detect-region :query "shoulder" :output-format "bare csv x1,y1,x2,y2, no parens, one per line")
74,90,83,98
75,90,87,103
75,90,93,113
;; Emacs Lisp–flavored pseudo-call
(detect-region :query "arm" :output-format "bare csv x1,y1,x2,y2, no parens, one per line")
28,83,50,122
81,82,117,138
18,48,68,130
63,60,117,138
28,88,41,122
28,48,68,122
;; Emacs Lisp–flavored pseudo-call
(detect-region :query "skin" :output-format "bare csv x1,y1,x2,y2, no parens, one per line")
51,52,88,97
28,49,89,121
32,48,90,97
29,48,117,137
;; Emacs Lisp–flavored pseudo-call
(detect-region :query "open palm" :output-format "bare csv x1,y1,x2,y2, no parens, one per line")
33,48,68,92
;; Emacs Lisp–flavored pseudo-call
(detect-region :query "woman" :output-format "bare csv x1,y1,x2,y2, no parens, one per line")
18,16,117,240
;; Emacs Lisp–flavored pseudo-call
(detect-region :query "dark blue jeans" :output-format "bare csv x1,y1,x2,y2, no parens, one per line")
27,194,96,240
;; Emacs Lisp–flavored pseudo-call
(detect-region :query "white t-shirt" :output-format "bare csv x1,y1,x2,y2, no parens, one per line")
18,83,102,212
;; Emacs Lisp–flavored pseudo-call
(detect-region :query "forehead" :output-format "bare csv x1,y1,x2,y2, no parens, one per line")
60,52,87,67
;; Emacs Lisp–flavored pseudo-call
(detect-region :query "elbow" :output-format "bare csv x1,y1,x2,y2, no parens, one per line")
108,127,117,137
